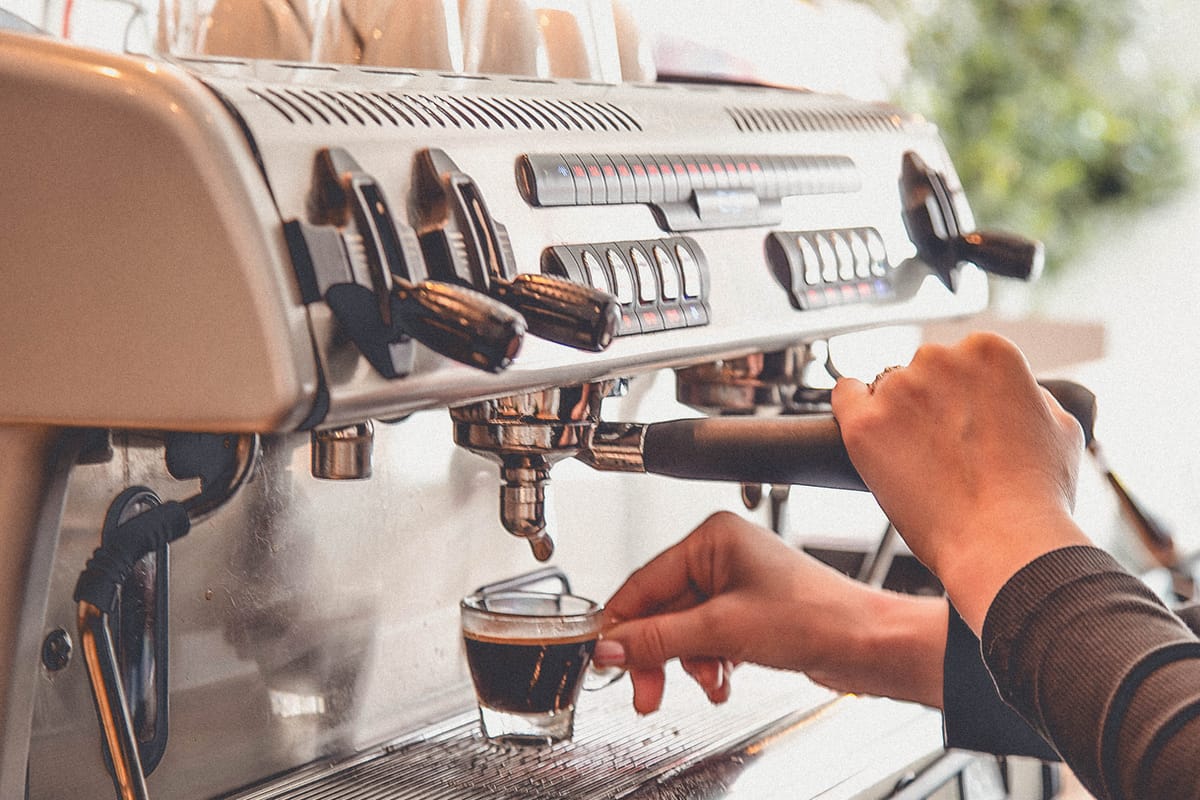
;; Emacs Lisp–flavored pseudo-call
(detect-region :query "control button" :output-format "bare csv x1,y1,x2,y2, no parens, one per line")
628,245,659,303
579,154,606,204
594,154,622,204
638,153,665,204
610,154,637,204
662,305,687,329
542,246,586,284
675,243,704,298
625,154,652,204
815,234,838,283
832,232,855,281
519,154,576,207
865,228,888,277
580,249,611,293
848,230,872,278
657,155,681,204
667,155,690,200
652,245,681,300
797,236,821,285
681,299,710,326
561,153,591,206
605,248,636,304
706,155,729,191
616,308,641,335
638,306,665,332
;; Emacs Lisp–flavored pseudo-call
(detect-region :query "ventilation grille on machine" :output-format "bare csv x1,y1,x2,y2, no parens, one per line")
247,86,642,131
725,105,903,133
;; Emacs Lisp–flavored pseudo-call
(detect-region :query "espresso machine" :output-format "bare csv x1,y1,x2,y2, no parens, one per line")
0,21,1050,800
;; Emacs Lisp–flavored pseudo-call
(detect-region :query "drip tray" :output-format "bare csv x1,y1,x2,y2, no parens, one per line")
227,667,943,800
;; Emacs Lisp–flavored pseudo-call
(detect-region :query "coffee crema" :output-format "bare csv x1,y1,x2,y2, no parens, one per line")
463,632,597,714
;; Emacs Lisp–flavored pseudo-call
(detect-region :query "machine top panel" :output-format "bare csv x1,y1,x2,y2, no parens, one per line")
0,33,987,432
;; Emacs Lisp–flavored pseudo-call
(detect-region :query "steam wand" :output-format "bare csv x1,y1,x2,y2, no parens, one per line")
580,380,1097,491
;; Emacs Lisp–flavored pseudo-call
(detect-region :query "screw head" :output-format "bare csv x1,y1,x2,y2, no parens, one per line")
42,629,72,671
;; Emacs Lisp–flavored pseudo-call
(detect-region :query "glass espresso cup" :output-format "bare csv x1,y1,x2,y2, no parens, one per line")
460,590,606,744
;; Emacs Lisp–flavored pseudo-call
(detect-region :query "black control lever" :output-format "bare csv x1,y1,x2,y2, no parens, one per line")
414,147,619,352
584,380,1095,491
901,151,1044,292
307,148,525,374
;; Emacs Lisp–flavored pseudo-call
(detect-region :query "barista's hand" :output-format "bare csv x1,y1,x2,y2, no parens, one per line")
831,332,1091,633
596,511,948,714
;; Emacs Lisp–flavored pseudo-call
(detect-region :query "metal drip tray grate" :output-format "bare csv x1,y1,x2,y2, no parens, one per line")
229,667,839,800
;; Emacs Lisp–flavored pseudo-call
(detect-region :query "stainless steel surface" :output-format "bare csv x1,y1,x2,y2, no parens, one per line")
1,31,989,432
225,665,944,800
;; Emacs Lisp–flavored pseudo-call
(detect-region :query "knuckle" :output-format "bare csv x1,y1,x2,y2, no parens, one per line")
633,619,672,665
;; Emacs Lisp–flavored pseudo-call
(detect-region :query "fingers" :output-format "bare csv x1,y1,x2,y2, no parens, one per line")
602,604,726,668
605,535,707,625
682,657,733,704
626,661,732,715
629,667,665,715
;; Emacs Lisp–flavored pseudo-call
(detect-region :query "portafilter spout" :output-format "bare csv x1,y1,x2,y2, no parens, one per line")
580,380,1096,490
450,382,613,560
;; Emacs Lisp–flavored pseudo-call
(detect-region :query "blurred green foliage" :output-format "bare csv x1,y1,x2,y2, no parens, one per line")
867,0,1197,275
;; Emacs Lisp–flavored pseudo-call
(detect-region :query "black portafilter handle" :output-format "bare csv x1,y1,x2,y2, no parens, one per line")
492,273,620,353
393,279,527,373
639,380,1096,490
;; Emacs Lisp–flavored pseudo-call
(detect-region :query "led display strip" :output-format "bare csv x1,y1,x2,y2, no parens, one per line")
518,153,860,231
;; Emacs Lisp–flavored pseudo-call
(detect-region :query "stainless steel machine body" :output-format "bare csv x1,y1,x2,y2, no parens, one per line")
1,29,1006,799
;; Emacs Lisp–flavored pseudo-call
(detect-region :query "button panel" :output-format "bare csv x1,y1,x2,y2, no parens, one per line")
765,227,894,311
542,237,710,336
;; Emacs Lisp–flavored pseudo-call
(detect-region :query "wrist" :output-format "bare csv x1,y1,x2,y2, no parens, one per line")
938,508,1090,634
831,589,947,708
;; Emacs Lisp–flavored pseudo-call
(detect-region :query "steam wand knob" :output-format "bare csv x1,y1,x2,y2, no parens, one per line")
900,151,1044,292
303,147,526,374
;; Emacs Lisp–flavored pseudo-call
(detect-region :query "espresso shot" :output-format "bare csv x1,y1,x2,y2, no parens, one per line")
460,590,606,744
464,633,597,714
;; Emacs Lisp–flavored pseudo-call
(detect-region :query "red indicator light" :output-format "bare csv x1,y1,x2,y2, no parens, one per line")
573,166,586,178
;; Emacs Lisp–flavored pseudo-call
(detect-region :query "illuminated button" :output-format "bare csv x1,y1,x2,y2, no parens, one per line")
580,249,611,293
832,233,855,281
662,306,686,329
652,245,681,300
605,248,636,304
815,234,838,283
848,230,872,278
681,300,709,326
617,308,641,335
865,229,888,277
675,243,704,298
639,307,665,332
628,246,659,303
797,236,822,285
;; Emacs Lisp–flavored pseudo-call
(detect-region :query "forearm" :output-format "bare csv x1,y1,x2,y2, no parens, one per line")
808,589,946,709
984,546,1200,799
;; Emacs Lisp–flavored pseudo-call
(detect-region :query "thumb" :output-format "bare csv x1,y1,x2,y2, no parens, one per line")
598,608,722,669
